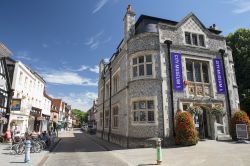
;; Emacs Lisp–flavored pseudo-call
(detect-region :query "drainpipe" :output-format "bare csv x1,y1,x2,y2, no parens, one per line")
164,40,175,137
102,75,105,139
108,66,112,142
219,49,232,118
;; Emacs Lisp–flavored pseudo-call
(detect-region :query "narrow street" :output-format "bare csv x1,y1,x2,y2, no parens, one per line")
40,129,128,166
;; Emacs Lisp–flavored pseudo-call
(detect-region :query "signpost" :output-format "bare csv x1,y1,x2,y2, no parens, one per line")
236,124,249,144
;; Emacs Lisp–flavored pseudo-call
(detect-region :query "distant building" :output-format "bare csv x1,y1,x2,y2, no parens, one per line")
87,100,97,128
96,5,239,147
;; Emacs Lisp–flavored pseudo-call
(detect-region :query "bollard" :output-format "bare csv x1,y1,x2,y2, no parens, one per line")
156,138,162,165
24,140,31,163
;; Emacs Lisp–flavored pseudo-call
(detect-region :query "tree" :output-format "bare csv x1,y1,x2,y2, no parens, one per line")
226,28,250,116
71,109,88,124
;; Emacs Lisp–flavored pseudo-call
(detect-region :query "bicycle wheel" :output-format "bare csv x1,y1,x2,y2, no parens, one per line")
0,137,4,143
17,143,25,155
39,140,47,150
9,144,18,155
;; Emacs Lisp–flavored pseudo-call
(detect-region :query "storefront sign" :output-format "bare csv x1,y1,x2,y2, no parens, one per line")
213,59,225,93
236,124,248,140
172,52,183,91
11,99,21,111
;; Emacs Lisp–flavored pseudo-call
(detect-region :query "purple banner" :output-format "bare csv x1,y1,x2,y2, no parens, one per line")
172,52,183,91
213,58,225,93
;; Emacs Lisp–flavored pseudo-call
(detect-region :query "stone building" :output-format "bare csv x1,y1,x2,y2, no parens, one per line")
96,5,239,148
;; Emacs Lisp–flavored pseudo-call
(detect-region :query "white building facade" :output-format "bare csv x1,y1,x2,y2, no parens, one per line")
8,61,46,134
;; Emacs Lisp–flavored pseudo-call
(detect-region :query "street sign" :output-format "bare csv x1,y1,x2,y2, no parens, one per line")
236,124,249,140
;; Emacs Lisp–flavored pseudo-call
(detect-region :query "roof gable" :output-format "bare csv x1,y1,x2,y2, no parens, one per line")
176,12,208,34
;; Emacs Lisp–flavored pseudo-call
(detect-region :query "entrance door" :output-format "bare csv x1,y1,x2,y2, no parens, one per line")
194,108,209,139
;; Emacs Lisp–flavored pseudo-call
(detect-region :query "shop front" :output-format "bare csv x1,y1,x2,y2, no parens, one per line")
29,107,42,133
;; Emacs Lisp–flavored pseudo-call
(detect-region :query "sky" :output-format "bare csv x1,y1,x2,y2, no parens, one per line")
0,0,249,111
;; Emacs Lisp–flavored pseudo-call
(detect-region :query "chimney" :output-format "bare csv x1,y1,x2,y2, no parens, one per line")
124,4,136,41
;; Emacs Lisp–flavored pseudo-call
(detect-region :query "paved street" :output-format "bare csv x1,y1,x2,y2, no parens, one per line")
40,129,128,166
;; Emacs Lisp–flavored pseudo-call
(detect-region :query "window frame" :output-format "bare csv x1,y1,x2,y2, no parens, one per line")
185,59,211,97
184,31,206,48
132,55,153,78
112,106,119,129
132,100,155,124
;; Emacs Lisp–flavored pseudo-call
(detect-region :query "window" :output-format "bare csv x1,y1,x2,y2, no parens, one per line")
19,72,23,85
112,106,118,128
100,112,103,127
113,74,119,94
133,100,155,123
192,34,198,46
182,103,190,111
199,35,205,47
106,83,110,99
186,59,211,96
105,110,109,128
132,55,153,78
185,32,191,44
185,32,205,47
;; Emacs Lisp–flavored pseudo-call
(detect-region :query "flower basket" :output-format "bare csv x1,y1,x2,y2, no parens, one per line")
175,111,198,146
187,106,203,115
209,105,225,116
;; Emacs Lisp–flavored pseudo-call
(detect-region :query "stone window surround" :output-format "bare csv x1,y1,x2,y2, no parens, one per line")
112,68,120,95
112,104,119,129
130,96,158,126
182,31,207,49
182,55,216,99
130,51,157,81
185,58,211,97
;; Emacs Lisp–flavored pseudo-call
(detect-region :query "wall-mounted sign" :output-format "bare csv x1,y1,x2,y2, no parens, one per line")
172,52,183,91
236,124,248,140
213,59,225,93
11,99,21,111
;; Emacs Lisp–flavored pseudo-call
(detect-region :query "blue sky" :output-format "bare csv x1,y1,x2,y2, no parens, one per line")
0,0,249,111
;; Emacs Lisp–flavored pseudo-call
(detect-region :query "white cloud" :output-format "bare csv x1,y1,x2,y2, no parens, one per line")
42,43,48,48
92,0,108,14
225,0,250,13
58,92,98,111
89,65,99,74
85,31,111,50
41,70,97,86
104,58,109,62
76,65,89,71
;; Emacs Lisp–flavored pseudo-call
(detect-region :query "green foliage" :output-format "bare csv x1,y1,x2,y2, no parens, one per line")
71,109,88,124
226,28,250,116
